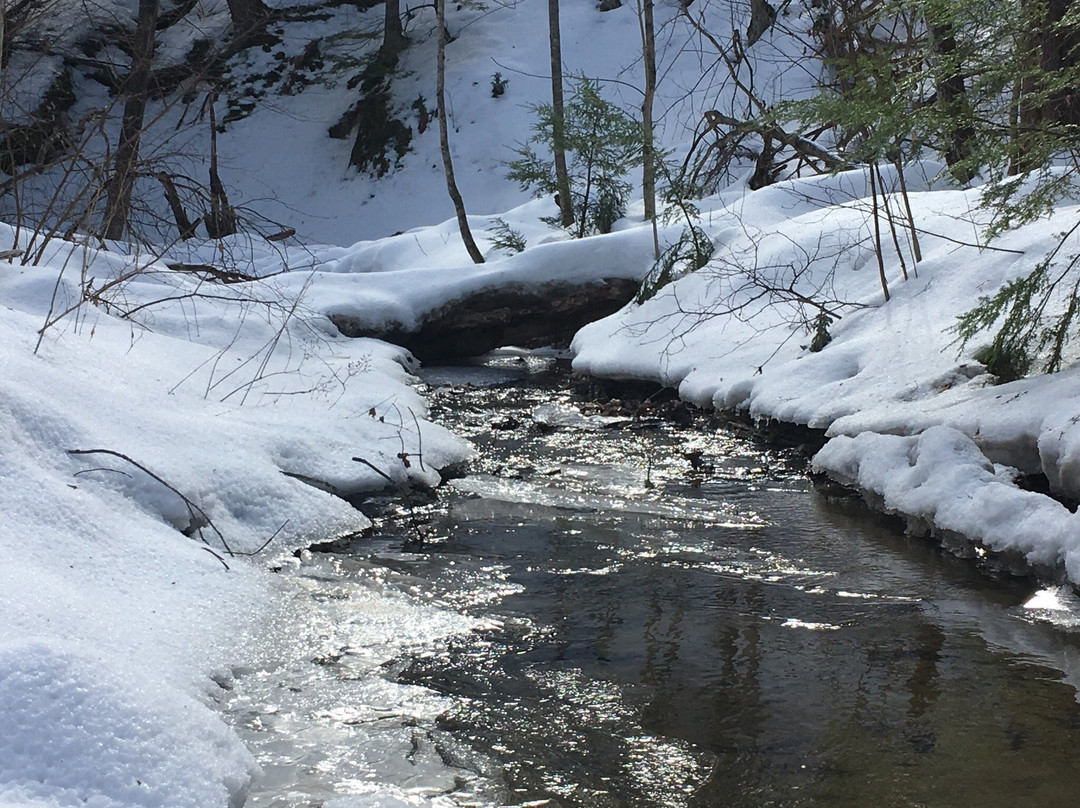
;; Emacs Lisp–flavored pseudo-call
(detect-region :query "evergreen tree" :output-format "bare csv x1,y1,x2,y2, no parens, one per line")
787,0,1080,373
508,79,643,238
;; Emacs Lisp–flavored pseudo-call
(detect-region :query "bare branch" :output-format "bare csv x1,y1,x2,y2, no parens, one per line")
703,110,843,172
67,448,233,556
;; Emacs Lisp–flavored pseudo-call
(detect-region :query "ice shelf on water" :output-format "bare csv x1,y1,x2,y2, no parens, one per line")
220,551,508,808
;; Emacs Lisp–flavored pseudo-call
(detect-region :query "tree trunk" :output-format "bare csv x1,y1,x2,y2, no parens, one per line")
436,0,484,264
1013,0,1039,174
382,0,406,60
1040,0,1080,126
930,20,975,183
868,164,890,303
225,0,269,45
746,0,776,46
577,154,594,239
102,0,158,242
205,97,237,238
1013,0,1080,173
548,0,574,227
639,0,659,257
156,172,198,239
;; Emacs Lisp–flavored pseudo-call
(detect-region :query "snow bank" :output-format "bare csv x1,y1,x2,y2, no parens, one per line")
300,221,659,334
814,427,1080,579
0,230,473,806
0,642,251,808
572,165,1080,583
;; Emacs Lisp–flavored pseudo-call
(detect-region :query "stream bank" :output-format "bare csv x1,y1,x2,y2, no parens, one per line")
555,369,1070,589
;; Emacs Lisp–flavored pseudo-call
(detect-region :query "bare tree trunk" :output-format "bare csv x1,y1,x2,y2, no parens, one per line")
102,0,158,242
868,164,890,303
226,0,269,46
875,163,908,281
205,97,236,238
156,172,198,239
548,0,574,227
638,0,659,258
893,156,922,266
436,0,484,264
383,0,406,60
746,0,776,46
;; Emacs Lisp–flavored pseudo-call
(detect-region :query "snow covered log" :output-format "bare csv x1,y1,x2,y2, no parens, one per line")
328,277,642,361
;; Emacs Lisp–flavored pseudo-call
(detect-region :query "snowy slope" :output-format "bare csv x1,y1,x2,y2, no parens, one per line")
212,0,817,244
2,0,822,246
0,227,474,806
572,165,1080,582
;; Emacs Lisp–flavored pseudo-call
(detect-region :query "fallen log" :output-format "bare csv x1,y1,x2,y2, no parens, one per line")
328,276,641,361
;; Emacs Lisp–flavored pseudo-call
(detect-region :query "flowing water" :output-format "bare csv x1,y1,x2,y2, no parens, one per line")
230,353,1080,808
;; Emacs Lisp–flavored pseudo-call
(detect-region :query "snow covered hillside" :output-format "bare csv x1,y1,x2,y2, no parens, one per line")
1,0,817,245
0,224,476,806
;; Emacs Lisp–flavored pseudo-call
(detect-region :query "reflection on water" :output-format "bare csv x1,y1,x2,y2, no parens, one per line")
221,554,506,808
396,354,1080,807
232,353,1080,807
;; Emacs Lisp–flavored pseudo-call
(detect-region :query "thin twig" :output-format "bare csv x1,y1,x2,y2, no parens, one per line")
73,466,133,478
234,520,289,557
352,456,395,484
68,448,233,556
409,408,427,472
202,547,230,570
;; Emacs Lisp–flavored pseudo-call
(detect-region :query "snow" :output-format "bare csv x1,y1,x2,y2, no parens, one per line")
0,0,819,247
0,231,474,805
812,426,1080,576
292,210,659,333
0,641,251,808
572,168,1080,583
5,0,1080,804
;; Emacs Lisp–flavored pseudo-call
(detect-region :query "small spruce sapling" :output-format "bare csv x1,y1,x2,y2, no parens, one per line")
635,159,713,304
507,78,643,238
488,217,527,254
809,310,833,352
636,226,713,304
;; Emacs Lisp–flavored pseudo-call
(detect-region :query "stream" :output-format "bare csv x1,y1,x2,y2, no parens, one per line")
229,353,1080,808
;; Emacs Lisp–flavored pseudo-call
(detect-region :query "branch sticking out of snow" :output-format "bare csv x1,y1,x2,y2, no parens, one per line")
68,448,234,556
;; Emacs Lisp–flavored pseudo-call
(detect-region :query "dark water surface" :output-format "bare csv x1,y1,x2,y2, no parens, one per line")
241,353,1080,808
373,354,1080,807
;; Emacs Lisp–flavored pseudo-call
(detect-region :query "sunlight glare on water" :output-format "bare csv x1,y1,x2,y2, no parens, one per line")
225,554,505,807
396,355,1080,808
1021,586,1080,630
229,354,1080,808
